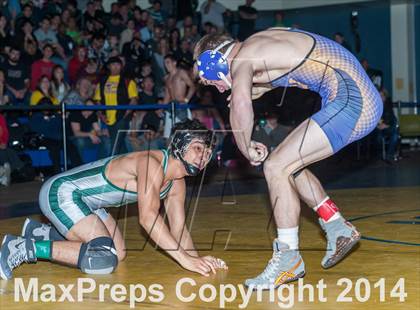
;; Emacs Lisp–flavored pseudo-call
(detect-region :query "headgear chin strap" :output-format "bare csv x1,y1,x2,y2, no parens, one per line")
169,130,214,176
197,40,235,88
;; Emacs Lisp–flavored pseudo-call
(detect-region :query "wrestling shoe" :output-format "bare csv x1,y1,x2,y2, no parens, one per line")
319,217,361,269
22,218,50,241
22,218,65,241
244,240,305,290
0,235,36,280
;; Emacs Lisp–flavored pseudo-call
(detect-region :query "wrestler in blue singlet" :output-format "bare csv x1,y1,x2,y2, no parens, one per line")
269,28,383,153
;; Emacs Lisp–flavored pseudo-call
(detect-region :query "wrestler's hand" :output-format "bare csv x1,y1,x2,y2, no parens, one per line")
181,255,225,277
248,141,269,166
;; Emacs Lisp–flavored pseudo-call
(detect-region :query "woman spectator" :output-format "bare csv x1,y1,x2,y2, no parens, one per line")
69,98,110,160
51,65,70,103
169,28,181,54
30,75,58,106
68,46,87,85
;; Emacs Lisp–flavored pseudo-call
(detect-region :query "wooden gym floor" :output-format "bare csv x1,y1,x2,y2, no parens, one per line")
0,184,419,309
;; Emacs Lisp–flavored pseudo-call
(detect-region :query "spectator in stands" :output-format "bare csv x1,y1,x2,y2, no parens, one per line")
2,46,30,106
108,13,125,37
376,88,398,163
193,88,225,131
145,23,164,58
105,34,120,58
30,44,56,90
62,77,93,106
127,120,164,152
148,0,167,24
169,28,181,55
122,33,146,78
15,4,35,31
118,1,130,24
30,75,58,106
334,32,353,53
175,39,193,69
16,19,37,52
200,0,227,31
0,14,11,52
238,0,258,41
133,60,154,91
252,112,291,151
132,6,143,29
34,16,65,60
178,15,193,38
94,56,138,154
0,69,9,105
131,75,160,135
137,9,150,29
119,19,136,51
21,35,41,68
87,33,108,69
152,37,170,94
51,65,71,103
66,16,81,44
166,15,177,32
56,23,75,59
50,14,61,33
78,58,101,86
69,98,110,160
361,58,383,90
140,16,154,43
68,46,88,85
60,9,71,26
273,11,286,27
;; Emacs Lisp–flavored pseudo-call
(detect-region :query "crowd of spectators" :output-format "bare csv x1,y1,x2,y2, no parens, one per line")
0,0,395,186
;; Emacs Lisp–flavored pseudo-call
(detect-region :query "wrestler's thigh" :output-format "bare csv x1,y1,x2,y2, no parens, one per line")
268,119,334,170
66,214,110,242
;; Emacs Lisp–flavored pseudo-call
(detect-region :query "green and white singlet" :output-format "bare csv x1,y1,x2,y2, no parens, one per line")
39,149,173,236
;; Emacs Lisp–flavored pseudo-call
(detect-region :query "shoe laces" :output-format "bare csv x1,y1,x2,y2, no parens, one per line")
259,250,289,280
8,245,28,269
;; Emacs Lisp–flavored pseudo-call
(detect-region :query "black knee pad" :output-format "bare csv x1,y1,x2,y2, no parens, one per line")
77,237,118,274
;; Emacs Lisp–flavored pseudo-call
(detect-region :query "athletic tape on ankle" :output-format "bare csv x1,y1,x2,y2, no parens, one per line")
315,197,339,221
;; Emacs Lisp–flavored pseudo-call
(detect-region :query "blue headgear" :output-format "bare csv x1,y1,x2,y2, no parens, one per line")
197,40,235,87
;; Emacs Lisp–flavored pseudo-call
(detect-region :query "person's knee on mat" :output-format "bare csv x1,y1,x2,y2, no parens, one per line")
78,236,118,274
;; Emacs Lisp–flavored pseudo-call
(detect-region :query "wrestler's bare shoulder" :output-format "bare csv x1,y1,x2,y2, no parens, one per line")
110,150,164,175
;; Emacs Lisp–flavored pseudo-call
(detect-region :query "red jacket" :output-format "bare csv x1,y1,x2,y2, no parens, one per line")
0,113,9,145
30,59,55,90
68,57,88,85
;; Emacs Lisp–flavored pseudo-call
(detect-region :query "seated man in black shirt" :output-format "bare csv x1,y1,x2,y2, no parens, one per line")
1,46,30,106
69,99,111,161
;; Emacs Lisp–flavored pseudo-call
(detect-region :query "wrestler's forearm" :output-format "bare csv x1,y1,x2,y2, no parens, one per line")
230,100,254,158
139,212,189,263
175,226,199,257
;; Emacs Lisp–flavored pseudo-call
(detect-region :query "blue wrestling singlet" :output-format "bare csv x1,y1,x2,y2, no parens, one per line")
270,28,383,153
